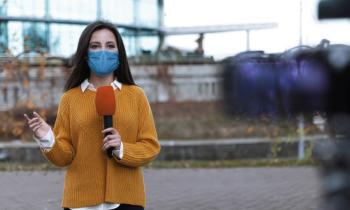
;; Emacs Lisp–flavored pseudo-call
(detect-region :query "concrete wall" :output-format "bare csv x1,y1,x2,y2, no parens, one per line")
0,65,66,111
0,138,322,163
0,64,224,111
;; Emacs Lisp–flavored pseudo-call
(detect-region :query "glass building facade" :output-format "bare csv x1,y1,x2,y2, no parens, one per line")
0,0,163,57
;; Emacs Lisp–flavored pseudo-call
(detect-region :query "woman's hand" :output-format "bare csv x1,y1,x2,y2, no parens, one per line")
24,112,51,139
102,127,121,152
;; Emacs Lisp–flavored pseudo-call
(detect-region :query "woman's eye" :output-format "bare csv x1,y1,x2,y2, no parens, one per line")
90,45,98,49
108,45,116,49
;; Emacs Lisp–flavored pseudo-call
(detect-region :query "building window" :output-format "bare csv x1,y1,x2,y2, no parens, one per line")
102,0,134,25
50,24,85,57
50,0,96,21
0,0,162,57
2,87,8,103
0,22,8,53
138,0,159,27
23,23,48,53
6,0,45,18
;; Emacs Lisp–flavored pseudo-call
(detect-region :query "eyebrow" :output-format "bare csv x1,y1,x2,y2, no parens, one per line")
106,41,117,45
89,41,101,45
89,41,116,45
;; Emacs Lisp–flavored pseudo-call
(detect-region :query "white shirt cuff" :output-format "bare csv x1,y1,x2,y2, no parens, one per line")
33,129,55,149
112,142,123,160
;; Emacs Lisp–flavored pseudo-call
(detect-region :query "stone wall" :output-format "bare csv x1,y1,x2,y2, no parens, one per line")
0,64,224,111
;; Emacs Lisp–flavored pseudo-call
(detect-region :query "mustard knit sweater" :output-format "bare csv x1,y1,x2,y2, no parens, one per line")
42,85,160,208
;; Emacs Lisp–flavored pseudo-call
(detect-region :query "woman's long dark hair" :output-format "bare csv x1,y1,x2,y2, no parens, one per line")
64,20,135,91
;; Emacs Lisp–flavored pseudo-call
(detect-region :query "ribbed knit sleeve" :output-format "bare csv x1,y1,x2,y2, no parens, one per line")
114,90,160,167
42,93,75,167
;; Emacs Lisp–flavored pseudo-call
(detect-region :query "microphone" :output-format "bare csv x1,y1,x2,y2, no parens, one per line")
95,86,116,158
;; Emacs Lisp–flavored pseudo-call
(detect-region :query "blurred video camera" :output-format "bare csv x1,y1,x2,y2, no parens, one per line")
318,0,350,19
318,2,350,209
223,1,350,209
222,43,350,120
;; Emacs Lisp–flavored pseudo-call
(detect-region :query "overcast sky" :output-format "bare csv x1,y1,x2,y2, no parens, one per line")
163,0,350,60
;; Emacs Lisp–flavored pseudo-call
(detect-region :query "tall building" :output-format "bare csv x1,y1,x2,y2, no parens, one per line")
0,0,163,57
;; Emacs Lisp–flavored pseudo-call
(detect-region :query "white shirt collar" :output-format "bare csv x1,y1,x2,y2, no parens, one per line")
80,79,122,92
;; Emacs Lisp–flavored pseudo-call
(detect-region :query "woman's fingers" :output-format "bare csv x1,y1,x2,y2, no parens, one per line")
33,112,42,120
28,118,42,126
102,137,121,151
27,119,42,131
102,143,109,151
102,141,120,152
33,125,42,132
103,136,109,144
27,117,39,124
24,112,50,139
103,134,120,144
101,128,121,152
29,121,42,129
102,127,118,135
24,113,41,125
24,114,31,121
102,142,112,151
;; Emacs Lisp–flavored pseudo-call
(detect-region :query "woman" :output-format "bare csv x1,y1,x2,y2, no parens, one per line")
24,20,160,210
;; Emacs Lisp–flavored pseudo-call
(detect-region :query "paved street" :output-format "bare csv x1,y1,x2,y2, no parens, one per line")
0,167,322,210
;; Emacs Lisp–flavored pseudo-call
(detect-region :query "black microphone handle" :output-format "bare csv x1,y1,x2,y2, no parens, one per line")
104,115,115,158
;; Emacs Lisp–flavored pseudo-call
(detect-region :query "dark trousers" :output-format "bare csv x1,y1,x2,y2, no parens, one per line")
64,204,144,210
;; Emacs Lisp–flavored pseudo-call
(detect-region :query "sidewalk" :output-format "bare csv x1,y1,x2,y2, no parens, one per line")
0,167,322,210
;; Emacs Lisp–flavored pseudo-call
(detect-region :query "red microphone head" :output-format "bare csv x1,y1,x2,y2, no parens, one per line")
95,86,116,116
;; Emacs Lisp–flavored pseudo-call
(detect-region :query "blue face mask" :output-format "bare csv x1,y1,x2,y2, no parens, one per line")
87,50,120,76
